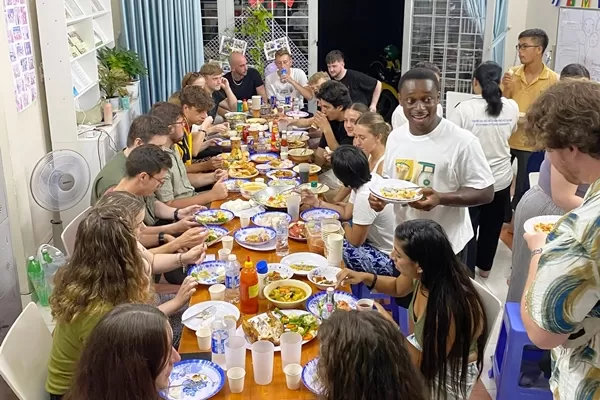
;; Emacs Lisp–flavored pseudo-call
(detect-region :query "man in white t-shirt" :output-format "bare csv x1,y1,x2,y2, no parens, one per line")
369,68,495,261
264,49,309,109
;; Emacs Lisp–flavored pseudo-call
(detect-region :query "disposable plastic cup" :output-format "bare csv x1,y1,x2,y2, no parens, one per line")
208,284,225,301
284,363,303,390
357,298,374,311
251,340,274,385
224,318,237,339
196,327,211,351
221,236,234,251
280,332,302,369
227,367,246,393
218,248,231,261
287,193,301,221
226,336,246,370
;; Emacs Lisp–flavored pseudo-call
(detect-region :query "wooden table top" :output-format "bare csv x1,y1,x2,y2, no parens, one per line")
178,196,346,399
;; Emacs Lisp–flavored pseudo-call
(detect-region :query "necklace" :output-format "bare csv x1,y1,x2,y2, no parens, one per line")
232,74,244,86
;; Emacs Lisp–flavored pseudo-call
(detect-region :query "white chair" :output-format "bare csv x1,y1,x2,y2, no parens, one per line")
529,172,540,188
61,206,92,257
471,279,503,349
0,303,52,400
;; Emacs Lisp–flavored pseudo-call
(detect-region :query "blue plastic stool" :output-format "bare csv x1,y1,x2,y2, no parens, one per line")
351,282,409,336
490,302,553,399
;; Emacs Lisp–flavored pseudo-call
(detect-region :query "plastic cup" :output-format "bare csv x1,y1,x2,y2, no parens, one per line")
226,336,246,370
283,363,303,390
326,233,344,265
280,332,302,369
280,151,288,160
287,193,301,221
227,367,246,394
298,163,310,184
255,177,265,183
218,248,231,261
196,327,211,351
251,340,275,385
357,298,374,311
224,318,237,338
240,215,251,228
209,284,226,301
221,236,234,251
252,95,262,110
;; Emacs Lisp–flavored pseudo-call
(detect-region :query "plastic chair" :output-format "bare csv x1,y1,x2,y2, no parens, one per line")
351,282,409,335
61,206,92,257
0,303,52,400
490,302,553,399
471,279,502,349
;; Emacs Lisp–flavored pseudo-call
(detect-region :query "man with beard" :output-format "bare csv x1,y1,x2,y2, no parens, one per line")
223,52,267,103
369,68,494,263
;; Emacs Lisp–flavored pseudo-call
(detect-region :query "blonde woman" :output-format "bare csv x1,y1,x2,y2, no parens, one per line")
46,192,200,398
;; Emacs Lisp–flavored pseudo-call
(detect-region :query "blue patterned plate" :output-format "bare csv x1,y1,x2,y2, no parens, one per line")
187,261,227,285
223,178,250,193
234,226,276,245
251,211,292,228
204,225,228,247
250,152,279,164
301,358,322,395
300,208,340,222
163,359,225,400
266,169,297,180
268,178,300,188
194,209,234,225
305,291,358,318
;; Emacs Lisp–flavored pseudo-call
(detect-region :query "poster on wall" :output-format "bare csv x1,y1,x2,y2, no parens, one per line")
4,0,37,112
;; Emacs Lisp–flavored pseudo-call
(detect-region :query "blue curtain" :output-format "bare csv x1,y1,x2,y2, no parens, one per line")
491,0,508,68
120,0,204,112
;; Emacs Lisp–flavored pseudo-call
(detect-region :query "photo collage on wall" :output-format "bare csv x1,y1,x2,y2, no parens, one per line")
4,0,37,112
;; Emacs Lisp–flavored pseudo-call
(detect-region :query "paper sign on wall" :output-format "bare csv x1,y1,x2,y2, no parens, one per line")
4,0,37,112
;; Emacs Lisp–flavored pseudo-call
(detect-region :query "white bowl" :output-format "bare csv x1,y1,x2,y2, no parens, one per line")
255,164,272,175
308,266,342,290
240,182,267,200
264,279,312,309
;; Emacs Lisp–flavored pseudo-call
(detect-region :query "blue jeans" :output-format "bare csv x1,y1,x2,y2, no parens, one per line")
342,240,395,276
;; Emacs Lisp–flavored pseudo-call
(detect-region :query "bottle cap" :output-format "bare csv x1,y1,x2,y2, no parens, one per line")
311,181,317,188
326,287,334,294
228,254,237,261
256,260,268,274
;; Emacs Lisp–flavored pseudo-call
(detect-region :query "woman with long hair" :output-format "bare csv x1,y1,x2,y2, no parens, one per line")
318,310,427,400
338,219,488,400
46,193,198,399
352,112,388,175
449,61,519,277
63,303,180,400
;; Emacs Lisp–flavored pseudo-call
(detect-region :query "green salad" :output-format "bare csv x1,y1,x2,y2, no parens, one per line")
273,308,319,341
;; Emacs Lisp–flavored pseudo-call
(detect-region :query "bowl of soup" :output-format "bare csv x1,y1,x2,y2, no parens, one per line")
264,279,312,309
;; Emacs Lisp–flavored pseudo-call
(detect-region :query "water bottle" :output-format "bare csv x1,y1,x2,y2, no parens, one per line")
27,256,48,306
256,260,268,299
321,287,335,320
258,132,266,153
292,98,300,112
211,318,228,369
225,254,240,304
275,217,290,257
46,251,66,293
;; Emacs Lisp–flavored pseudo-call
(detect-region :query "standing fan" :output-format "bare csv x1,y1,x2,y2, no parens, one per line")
29,149,91,253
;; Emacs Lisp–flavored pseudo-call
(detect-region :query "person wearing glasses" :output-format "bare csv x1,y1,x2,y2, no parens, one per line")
502,29,559,216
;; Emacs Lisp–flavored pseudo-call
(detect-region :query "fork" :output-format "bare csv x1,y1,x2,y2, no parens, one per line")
182,305,216,324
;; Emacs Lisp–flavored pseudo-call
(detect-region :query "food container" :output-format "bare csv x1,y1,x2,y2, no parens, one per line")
308,266,342,291
240,182,268,200
224,112,247,129
263,279,312,310
288,148,314,163
306,221,325,255
252,186,291,212
256,164,271,175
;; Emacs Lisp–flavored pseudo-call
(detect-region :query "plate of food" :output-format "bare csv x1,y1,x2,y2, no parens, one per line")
251,211,292,228
164,359,225,400
300,208,340,222
266,169,297,180
264,279,312,309
223,178,249,192
253,187,294,211
369,179,422,204
204,226,229,247
292,164,322,175
187,261,227,285
280,252,328,276
297,182,329,194
234,226,276,246
305,290,358,318
217,139,231,147
524,215,562,234
228,165,259,179
247,117,267,125
288,141,306,150
288,221,307,241
302,358,322,395
239,182,268,200
308,266,342,290
286,110,310,118
180,300,240,331
287,131,310,142
267,159,294,170
250,152,278,164
268,178,300,188
264,263,294,283
194,209,234,225
220,198,263,218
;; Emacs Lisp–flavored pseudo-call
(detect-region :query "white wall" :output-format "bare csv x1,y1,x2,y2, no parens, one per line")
0,0,53,300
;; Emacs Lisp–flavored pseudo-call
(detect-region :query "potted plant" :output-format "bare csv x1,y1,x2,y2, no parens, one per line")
98,66,129,109
98,47,147,98
235,5,273,77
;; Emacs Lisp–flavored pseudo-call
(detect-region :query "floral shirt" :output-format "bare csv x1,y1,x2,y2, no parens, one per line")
526,179,600,400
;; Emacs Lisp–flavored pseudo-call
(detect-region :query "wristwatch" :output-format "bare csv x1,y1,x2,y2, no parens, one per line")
174,209,180,221
531,248,543,256
158,232,166,246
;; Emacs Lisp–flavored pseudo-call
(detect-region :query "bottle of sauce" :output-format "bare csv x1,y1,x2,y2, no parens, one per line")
240,257,259,314
242,99,249,112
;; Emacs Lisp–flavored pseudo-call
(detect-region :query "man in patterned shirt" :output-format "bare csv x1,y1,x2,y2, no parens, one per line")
521,79,600,399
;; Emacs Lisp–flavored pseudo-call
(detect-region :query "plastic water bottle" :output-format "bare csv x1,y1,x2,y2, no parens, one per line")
275,218,290,257
211,318,228,369
27,256,48,306
321,287,335,320
258,132,266,153
256,260,268,299
45,251,66,293
225,254,240,304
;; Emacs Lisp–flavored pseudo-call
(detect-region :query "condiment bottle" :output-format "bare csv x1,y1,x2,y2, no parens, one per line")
240,257,259,314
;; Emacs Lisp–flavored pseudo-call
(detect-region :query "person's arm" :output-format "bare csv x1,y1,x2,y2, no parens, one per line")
332,187,351,203
164,177,228,208
288,117,314,129
187,172,217,189
550,164,584,211
314,112,340,150
343,223,369,247
256,85,268,103
219,78,238,111
157,276,198,316
339,269,414,298
151,242,206,274
314,147,327,167
369,80,382,112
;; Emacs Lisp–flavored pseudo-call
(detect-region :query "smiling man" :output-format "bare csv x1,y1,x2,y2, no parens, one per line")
369,68,494,262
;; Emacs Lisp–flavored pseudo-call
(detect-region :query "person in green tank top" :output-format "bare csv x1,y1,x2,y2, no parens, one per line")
337,219,488,400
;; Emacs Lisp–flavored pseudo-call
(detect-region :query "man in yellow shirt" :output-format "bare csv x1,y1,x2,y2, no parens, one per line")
502,28,559,211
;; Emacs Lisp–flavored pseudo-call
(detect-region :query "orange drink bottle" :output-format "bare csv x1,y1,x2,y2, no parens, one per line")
240,256,259,314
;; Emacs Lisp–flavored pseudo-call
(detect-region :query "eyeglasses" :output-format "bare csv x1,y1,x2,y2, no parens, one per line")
150,175,165,187
169,121,185,127
515,44,541,50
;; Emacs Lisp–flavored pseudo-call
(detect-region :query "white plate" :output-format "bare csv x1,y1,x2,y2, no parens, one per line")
369,178,423,204
302,358,322,395
223,178,249,192
251,211,292,228
187,261,227,285
268,178,300,188
234,226,277,245
266,169,297,180
266,159,294,170
292,164,321,175
286,110,310,118
265,263,294,282
235,309,319,351
181,301,241,331
308,266,342,290
524,215,562,234
250,152,279,164
194,209,235,225
280,253,328,276
297,183,329,194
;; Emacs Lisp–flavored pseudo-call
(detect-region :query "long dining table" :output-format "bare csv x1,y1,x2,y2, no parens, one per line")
178,194,348,399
